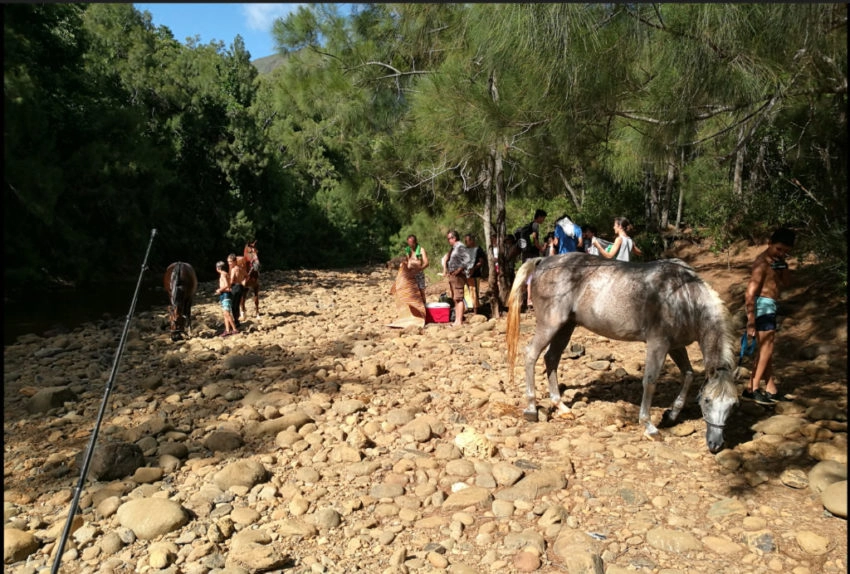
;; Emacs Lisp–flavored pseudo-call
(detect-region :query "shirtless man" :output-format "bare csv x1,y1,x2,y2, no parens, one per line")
228,253,247,327
215,261,238,336
743,227,796,405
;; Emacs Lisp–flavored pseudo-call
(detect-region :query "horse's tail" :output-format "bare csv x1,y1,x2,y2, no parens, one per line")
170,263,181,310
505,258,540,387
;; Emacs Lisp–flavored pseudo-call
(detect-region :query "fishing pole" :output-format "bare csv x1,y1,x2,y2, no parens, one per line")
50,228,157,574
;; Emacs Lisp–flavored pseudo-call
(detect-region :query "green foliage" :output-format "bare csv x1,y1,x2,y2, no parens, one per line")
2,3,845,292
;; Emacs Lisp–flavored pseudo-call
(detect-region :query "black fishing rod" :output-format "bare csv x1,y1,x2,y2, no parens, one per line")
50,228,157,574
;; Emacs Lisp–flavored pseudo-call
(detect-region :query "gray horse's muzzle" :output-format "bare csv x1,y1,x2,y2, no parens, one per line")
704,419,725,453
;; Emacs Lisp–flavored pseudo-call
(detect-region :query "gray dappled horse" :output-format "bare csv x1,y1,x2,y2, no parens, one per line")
506,253,738,453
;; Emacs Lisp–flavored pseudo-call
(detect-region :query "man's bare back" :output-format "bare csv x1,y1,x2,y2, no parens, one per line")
748,249,787,302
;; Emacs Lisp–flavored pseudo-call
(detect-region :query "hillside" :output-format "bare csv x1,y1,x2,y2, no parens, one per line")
252,53,287,74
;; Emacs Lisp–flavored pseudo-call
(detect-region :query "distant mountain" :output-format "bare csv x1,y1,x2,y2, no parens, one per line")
251,53,286,74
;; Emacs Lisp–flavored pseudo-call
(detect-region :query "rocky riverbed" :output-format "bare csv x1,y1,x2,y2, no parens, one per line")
4,241,847,574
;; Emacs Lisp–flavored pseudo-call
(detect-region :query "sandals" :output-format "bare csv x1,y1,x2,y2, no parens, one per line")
219,330,238,337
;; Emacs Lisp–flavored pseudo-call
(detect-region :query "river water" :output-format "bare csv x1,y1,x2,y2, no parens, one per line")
3,279,168,345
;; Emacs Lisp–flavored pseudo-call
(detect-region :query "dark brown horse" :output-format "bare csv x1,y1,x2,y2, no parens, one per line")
236,241,261,317
163,262,198,341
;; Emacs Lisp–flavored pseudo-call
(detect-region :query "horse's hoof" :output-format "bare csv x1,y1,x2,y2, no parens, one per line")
659,409,677,428
643,429,663,442
522,410,538,422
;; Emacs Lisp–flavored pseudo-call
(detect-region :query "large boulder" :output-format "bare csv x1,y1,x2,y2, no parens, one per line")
116,498,188,540
4,528,39,564
27,386,78,414
76,442,145,481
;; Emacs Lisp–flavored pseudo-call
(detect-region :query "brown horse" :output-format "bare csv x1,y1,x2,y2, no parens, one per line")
236,241,261,317
163,262,198,341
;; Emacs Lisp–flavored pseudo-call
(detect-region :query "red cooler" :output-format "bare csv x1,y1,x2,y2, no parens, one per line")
425,302,450,324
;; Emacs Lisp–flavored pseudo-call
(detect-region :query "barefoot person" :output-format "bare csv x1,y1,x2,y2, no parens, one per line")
214,261,238,336
743,227,796,405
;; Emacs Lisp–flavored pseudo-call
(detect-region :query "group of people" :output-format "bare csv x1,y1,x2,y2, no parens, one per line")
506,209,643,308
387,232,487,329
513,208,642,263
388,209,642,327
214,253,248,337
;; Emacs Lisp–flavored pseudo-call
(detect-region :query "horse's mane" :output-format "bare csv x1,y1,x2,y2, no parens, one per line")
692,274,737,391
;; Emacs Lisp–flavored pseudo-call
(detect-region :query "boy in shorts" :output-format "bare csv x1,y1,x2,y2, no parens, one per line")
743,228,795,405
215,261,238,336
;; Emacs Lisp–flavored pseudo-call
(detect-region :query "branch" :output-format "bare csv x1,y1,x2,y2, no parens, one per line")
614,104,740,125
625,5,727,59
507,119,549,149
685,97,774,148
557,169,582,209
394,158,467,194
308,45,344,64
652,3,666,29
787,177,825,209
348,60,432,78
262,111,278,132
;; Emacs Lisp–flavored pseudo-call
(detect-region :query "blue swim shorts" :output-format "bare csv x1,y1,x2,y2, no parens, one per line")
220,292,232,312
755,296,777,331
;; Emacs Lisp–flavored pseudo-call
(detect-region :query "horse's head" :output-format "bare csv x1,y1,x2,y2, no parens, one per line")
169,305,187,341
697,368,738,453
245,242,261,273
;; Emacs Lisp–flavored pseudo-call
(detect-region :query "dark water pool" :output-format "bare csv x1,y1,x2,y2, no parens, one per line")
4,280,168,345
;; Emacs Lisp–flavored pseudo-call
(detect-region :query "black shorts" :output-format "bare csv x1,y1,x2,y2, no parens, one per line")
755,313,777,332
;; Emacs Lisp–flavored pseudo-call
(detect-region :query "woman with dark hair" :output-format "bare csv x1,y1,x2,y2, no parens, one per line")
593,217,642,262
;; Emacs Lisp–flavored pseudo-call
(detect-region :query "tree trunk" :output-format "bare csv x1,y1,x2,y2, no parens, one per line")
557,169,582,211
646,168,659,233
733,125,746,199
661,159,674,229
675,148,685,230
482,159,495,315
749,136,767,197
488,68,508,317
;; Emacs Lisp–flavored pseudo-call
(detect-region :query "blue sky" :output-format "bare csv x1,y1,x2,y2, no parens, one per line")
133,3,305,60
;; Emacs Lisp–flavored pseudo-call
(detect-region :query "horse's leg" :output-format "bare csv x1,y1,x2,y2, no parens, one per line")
253,284,260,317
660,347,694,427
523,322,564,422
543,322,576,418
639,340,669,440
